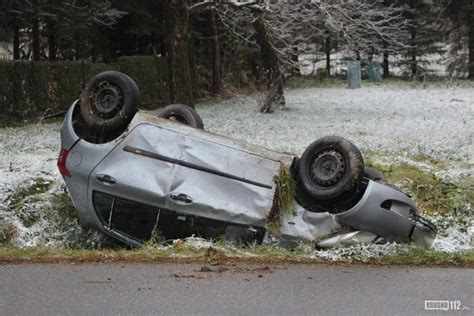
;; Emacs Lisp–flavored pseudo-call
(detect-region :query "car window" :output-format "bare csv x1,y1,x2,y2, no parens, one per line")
93,191,159,241
92,191,265,244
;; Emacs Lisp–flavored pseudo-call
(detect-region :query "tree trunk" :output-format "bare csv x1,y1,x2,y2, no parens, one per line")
31,0,40,61
165,0,194,107
355,50,361,60
383,40,389,78
210,10,221,95
325,36,331,76
410,0,417,77
47,21,57,61
382,0,389,78
13,23,20,60
468,0,474,79
91,39,97,63
75,39,81,61
253,18,285,114
411,26,417,77
99,29,112,63
188,41,197,98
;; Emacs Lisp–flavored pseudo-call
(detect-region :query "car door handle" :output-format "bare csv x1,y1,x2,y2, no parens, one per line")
96,174,116,185
169,192,193,205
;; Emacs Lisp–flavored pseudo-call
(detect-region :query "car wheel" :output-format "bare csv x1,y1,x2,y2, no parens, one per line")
364,166,408,195
80,71,141,133
295,186,332,213
157,104,204,129
297,136,364,202
364,167,386,182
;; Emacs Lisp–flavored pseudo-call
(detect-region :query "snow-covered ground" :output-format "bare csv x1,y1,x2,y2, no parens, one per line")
198,83,473,172
1,82,473,254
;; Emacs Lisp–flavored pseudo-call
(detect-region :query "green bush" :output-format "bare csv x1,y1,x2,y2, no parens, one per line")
0,61,50,118
48,61,85,111
0,56,169,120
118,56,169,108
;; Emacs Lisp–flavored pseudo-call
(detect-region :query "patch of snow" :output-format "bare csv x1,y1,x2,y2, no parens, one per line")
176,236,217,249
433,226,473,253
428,213,474,253
0,121,105,248
0,122,60,202
196,84,473,178
311,243,410,262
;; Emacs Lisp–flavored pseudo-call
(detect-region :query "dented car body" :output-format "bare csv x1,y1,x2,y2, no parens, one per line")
59,100,436,248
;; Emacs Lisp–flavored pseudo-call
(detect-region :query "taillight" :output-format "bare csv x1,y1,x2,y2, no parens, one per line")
57,148,71,177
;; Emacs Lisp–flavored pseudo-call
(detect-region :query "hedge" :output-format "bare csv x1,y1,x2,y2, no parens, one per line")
0,56,169,120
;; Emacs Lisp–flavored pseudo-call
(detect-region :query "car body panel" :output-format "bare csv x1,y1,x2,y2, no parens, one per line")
88,122,280,227
336,181,416,239
62,102,123,229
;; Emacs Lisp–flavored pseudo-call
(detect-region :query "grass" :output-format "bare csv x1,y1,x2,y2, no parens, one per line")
0,244,472,267
1,160,471,266
0,220,18,244
365,161,473,216
0,116,63,128
1,160,471,265
8,178,52,208
5,178,53,229
266,164,297,232
0,133,471,266
374,248,474,267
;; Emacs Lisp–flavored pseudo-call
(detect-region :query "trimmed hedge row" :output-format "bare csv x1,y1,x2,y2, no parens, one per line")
0,56,169,119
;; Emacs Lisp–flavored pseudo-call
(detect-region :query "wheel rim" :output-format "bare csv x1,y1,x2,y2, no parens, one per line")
310,149,346,187
94,82,123,117
167,112,188,125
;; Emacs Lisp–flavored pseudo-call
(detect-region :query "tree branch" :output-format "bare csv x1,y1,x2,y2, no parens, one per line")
188,1,213,14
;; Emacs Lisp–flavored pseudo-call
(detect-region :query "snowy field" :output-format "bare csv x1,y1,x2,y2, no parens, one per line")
1,81,473,256
200,83,473,173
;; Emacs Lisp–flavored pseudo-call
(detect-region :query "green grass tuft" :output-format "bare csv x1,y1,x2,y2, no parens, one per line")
266,164,297,232
0,220,18,244
367,162,472,215
0,245,472,267
373,248,474,266
8,178,53,211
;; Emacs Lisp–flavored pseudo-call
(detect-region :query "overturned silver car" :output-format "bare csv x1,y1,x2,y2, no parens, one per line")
58,71,436,248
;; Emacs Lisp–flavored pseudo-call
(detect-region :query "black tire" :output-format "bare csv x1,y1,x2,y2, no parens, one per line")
157,104,204,129
364,167,386,182
80,71,141,133
296,136,364,202
295,186,333,213
364,166,407,195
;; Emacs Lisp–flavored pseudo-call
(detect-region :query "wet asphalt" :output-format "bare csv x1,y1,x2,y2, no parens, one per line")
1,263,472,315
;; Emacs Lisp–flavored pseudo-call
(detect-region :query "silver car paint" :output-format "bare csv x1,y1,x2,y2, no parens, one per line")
88,123,279,227
62,101,123,228
336,180,416,239
60,101,435,247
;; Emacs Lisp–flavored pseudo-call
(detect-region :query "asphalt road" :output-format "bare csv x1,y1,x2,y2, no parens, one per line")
1,263,472,315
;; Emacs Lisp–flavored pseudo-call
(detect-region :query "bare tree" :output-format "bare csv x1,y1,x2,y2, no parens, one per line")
163,0,221,107
216,0,409,112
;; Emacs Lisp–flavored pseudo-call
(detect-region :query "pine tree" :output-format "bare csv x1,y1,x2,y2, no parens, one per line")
398,0,446,77
443,0,474,78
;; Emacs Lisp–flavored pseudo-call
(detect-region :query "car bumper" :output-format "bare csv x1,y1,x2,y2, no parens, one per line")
335,180,436,247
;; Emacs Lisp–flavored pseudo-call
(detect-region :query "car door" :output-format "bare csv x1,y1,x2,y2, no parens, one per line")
88,121,283,238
